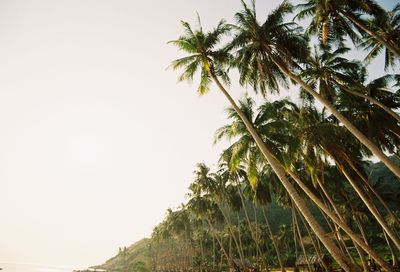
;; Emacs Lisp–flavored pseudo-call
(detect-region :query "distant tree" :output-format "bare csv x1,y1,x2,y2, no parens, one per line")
130,261,148,272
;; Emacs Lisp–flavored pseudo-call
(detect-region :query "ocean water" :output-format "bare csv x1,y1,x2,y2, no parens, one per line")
0,263,85,272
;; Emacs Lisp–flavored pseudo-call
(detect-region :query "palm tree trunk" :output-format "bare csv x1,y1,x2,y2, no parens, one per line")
212,235,216,270
318,202,349,258
340,11,400,57
292,208,299,265
229,233,232,263
253,203,263,267
383,229,400,268
328,210,358,265
362,178,400,228
297,205,332,272
344,155,400,227
236,186,263,259
317,177,361,263
354,243,369,272
209,72,360,272
352,214,370,272
293,205,313,272
272,59,400,179
236,212,245,265
217,203,245,266
337,163,400,250
205,217,230,264
340,85,400,123
261,206,286,272
199,236,204,272
286,169,392,271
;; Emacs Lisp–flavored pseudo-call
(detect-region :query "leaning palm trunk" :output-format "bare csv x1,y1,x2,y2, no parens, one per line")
253,204,263,268
293,205,313,272
286,169,392,271
261,206,285,272
217,203,245,266
339,11,400,57
236,212,245,265
354,242,369,272
317,180,361,264
210,71,359,272
321,205,357,263
212,235,216,269
236,186,263,259
316,175,368,262
344,156,400,227
297,205,332,272
205,217,230,264
199,236,204,272
383,230,400,268
272,59,400,179
337,162,400,250
351,209,371,272
340,85,400,123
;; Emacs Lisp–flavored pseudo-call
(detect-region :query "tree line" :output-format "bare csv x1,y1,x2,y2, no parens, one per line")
151,0,400,271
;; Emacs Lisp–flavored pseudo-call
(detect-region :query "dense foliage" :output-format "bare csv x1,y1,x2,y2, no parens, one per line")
164,0,400,271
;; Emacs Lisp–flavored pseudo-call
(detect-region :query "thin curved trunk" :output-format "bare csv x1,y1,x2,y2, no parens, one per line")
212,235,216,269
205,217,230,264
229,233,232,263
297,205,332,272
293,210,299,266
210,72,359,272
362,179,400,228
286,169,392,271
318,203,348,256
261,206,285,272
199,235,204,272
340,11,400,57
317,177,362,263
293,205,313,272
236,212,245,264
236,186,263,258
340,85,400,123
383,230,400,268
352,213,370,272
354,243,369,272
344,155,400,228
217,202,245,266
273,59,400,179
337,163,400,250
253,203,262,267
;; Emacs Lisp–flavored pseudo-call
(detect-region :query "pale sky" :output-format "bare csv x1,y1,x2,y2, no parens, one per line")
0,0,396,269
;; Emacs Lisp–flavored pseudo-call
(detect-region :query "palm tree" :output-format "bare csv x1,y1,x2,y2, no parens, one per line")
300,46,400,123
170,18,358,271
258,99,394,268
191,163,245,266
229,0,400,178
218,161,263,263
360,3,400,70
256,170,287,272
186,189,230,265
335,75,400,156
216,98,366,271
295,0,400,57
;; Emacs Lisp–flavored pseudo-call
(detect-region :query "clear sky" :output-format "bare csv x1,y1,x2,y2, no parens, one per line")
0,0,396,268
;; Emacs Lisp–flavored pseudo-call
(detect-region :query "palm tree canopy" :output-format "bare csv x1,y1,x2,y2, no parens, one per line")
360,4,400,70
227,0,309,96
300,46,361,102
169,18,231,95
295,0,385,47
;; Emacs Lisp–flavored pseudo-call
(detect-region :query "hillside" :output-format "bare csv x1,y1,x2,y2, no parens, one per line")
94,238,151,272
91,159,399,271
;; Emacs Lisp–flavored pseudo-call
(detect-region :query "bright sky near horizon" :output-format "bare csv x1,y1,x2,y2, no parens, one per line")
0,0,396,268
